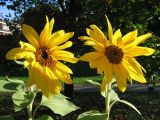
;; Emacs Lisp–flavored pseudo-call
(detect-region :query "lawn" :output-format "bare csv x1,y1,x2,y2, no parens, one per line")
0,75,103,84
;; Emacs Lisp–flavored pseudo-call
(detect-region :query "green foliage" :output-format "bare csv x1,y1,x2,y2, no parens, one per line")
84,79,142,119
12,91,35,112
77,110,107,120
40,94,79,116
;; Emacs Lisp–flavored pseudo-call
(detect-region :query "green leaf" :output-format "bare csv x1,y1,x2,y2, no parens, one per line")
117,99,142,116
110,89,120,101
0,80,18,92
40,94,79,116
6,76,24,84
77,110,107,120
101,88,119,101
87,80,100,86
12,91,35,112
35,115,53,120
0,115,14,120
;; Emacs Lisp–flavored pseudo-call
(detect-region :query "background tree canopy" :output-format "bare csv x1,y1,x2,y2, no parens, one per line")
0,0,159,82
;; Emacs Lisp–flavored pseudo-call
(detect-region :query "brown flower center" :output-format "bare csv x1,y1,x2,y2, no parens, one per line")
35,47,52,66
105,45,124,64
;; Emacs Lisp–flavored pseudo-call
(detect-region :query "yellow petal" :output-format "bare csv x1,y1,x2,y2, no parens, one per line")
6,48,35,60
22,24,39,48
19,41,36,52
79,36,106,48
55,61,73,74
122,60,146,83
105,15,113,42
39,17,50,46
125,46,155,57
49,17,54,34
27,66,40,86
84,41,104,52
112,29,122,45
51,30,65,38
119,30,137,47
52,50,78,63
97,57,106,74
89,59,99,68
88,25,107,43
43,66,57,80
80,52,104,61
47,79,61,97
113,64,126,92
58,41,72,49
124,33,152,49
128,57,146,73
101,61,113,92
133,33,152,46
48,32,74,48
52,67,73,84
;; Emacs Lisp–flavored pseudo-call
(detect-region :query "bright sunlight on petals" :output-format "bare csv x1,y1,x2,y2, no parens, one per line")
6,16,78,98
79,16,155,92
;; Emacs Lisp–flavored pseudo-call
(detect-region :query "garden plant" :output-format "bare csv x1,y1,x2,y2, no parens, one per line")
0,0,159,120
0,15,155,120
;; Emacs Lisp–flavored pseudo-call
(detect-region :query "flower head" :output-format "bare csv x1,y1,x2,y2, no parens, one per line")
79,16,155,92
6,16,78,97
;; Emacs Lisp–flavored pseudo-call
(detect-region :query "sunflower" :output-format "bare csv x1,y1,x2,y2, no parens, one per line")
6,16,78,97
79,16,155,92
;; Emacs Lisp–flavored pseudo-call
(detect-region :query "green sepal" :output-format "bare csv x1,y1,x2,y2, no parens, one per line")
77,110,107,120
40,94,79,116
34,115,54,120
12,91,35,112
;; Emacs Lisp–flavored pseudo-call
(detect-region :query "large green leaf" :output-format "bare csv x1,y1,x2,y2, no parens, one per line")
0,115,14,120
12,91,35,112
0,80,18,92
40,94,79,116
77,110,107,120
35,115,54,120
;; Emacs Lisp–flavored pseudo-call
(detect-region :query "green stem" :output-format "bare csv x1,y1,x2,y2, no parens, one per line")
27,101,33,120
105,83,111,120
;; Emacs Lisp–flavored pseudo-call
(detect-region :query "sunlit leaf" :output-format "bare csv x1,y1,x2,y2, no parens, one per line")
87,80,100,86
40,94,79,116
6,76,24,84
12,91,35,112
0,80,17,92
77,110,107,120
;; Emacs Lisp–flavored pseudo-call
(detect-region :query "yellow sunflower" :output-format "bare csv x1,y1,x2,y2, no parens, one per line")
6,16,78,97
79,16,155,92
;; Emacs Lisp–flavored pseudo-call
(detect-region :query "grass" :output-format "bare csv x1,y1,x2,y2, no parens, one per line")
0,75,103,84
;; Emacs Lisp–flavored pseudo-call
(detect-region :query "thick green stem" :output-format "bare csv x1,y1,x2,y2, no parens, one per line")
105,83,111,120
